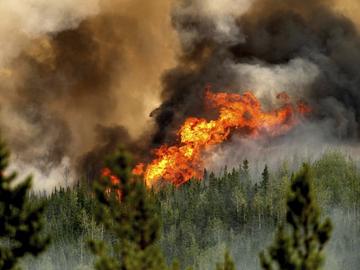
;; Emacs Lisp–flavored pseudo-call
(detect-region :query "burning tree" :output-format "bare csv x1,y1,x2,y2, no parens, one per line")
89,147,168,270
134,89,310,187
259,164,332,270
0,139,50,270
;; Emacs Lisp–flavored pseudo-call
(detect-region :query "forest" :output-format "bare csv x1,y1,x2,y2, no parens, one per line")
2,145,357,270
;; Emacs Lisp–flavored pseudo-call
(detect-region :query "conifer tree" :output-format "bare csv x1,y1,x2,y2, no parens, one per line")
242,160,249,174
261,165,269,194
89,147,168,270
259,164,332,270
241,159,251,194
0,139,50,270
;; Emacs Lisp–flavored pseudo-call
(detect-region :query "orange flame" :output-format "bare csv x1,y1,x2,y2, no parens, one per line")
134,89,310,187
132,163,145,175
102,167,122,199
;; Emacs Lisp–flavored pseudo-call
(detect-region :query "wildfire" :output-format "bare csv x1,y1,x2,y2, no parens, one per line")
134,89,311,187
102,167,121,199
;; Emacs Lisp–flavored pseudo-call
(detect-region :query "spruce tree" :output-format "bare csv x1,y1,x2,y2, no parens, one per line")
242,160,249,173
261,165,269,194
0,139,50,270
259,164,332,270
89,147,168,270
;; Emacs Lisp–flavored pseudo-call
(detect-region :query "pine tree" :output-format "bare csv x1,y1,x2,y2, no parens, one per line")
241,159,251,195
261,165,269,195
0,139,50,270
259,164,332,270
89,147,168,270
242,160,249,174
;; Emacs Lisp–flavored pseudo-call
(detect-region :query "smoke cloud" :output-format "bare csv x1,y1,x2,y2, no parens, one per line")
1,0,360,189
148,0,360,174
0,0,100,67
0,0,177,190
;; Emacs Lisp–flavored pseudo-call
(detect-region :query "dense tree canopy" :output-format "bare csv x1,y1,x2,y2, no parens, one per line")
0,140,50,270
19,152,360,270
260,165,332,270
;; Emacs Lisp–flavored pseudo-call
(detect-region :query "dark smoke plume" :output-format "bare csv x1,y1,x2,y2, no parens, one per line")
152,0,360,147
1,0,360,189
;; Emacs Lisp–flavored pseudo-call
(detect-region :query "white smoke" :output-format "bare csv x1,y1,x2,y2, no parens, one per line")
229,58,320,103
196,0,254,42
10,156,75,192
174,0,255,47
0,0,99,67
0,0,100,191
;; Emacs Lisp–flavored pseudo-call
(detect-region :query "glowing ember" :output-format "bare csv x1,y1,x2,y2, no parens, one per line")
134,89,311,187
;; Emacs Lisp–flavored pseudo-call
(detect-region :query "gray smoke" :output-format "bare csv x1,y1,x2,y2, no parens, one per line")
149,0,360,173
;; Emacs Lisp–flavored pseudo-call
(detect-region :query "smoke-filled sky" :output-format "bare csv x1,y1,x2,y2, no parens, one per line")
1,0,360,190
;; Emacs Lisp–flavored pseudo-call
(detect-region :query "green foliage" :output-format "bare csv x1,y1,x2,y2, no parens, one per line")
312,152,360,207
242,160,249,174
0,140,50,270
89,147,167,270
261,165,270,195
216,251,236,270
18,151,360,270
260,164,332,270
